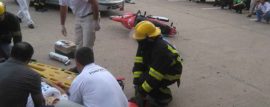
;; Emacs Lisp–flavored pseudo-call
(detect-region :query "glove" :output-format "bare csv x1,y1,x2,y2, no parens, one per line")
61,25,67,36
93,20,100,31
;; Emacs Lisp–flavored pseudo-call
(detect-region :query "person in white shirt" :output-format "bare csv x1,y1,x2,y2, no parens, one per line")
16,0,35,29
59,0,100,49
256,0,270,23
68,47,128,107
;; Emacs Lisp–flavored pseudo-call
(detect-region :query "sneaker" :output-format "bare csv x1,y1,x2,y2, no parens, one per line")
28,24,35,29
247,14,252,17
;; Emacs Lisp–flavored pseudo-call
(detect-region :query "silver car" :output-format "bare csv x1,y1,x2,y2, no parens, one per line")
48,0,124,11
98,0,124,11
22,0,125,11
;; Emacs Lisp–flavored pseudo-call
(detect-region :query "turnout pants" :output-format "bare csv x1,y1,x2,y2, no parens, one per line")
17,0,34,25
135,87,172,107
147,87,172,107
74,15,96,49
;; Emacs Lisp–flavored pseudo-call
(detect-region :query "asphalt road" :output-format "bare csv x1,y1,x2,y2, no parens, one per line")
3,0,270,107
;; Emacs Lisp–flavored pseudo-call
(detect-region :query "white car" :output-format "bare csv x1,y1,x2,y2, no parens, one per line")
16,0,125,11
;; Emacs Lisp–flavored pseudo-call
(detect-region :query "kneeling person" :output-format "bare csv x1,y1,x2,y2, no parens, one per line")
69,47,128,107
0,2,22,61
131,21,183,107
0,42,44,107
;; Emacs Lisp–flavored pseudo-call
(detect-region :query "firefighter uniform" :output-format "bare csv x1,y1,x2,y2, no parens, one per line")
0,2,22,61
131,21,182,107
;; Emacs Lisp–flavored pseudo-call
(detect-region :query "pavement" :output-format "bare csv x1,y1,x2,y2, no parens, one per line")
3,0,270,107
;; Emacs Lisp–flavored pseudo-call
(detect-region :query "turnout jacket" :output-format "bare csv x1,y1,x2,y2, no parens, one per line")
0,12,22,44
132,37,182,95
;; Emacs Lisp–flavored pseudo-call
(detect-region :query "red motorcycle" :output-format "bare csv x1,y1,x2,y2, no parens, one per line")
110,10,177,37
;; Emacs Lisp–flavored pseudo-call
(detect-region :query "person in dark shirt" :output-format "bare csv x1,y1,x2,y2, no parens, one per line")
0,42,45,107
0,2,22,61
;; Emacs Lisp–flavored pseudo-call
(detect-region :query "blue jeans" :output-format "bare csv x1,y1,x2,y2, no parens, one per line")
256,10,270,22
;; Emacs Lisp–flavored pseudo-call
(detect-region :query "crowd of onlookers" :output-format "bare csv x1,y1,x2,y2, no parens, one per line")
193,0,270,24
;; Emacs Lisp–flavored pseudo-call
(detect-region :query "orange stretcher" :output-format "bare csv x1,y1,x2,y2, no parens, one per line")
28,61,139,107
28,61,76,89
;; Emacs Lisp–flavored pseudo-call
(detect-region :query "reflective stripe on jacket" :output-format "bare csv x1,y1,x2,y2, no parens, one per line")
132,37,183,95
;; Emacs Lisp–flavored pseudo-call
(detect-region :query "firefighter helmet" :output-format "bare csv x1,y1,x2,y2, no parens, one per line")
132,21,161,40
0,2,5,15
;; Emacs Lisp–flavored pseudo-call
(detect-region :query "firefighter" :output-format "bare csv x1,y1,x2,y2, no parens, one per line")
0,2,22,62
131,21,183,107
33,0,47,12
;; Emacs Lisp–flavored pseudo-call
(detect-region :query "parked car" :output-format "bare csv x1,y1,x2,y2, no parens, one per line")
15,0,124,11
98,0,124,11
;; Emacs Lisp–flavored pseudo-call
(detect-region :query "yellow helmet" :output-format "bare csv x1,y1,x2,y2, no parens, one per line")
132,21,161,40
0,2,5,15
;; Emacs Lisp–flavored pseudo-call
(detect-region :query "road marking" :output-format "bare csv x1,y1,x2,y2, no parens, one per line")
201,7,220,10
